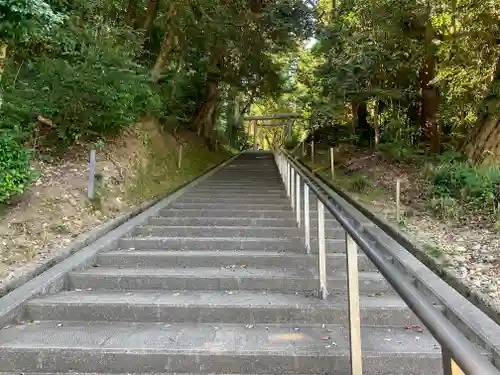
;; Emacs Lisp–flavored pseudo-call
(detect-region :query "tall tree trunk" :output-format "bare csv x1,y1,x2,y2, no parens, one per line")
151,2,176,83
194,47,223,148
0,44,7,109
463,53,500,166
195,80,219,146
125,0,138,27
352,101,371,146
373,100,385,147
143,0,160,37
419,18,440,152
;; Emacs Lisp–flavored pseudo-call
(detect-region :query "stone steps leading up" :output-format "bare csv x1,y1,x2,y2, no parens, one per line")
0,151,439,375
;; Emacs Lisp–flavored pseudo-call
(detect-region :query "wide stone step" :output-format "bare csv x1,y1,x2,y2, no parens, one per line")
25,290,419,326
133,225,345,239
0,321,441,374
158,208,296,219
167,202,293,210
97,250,378,272
196,183,285,189
118,237,345,253
68,267,391,294
147,216,298,227
181,193,288,199
176,197,290,204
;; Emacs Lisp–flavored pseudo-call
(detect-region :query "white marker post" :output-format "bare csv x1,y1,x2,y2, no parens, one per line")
88,149,96,199
178,144,183,170
396,179,401,223
330,147,335,179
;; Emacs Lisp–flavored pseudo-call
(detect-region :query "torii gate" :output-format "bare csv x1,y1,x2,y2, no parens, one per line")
244,113,302,150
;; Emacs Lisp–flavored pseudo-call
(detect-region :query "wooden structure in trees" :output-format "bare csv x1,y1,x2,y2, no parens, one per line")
244,113,302,150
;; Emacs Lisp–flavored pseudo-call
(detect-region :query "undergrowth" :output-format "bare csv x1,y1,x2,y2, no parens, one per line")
125,134,233,204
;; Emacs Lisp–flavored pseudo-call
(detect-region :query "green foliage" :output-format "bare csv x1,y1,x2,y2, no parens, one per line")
378,142,425,164
0,0,64,42
0,134,33,203
429,161,500,213
348,174,371,193
283,134,300,150
2,22,161,146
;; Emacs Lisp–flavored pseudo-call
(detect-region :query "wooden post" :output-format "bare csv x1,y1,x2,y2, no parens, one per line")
330,147,335,179
302,142,305,157
88,149,96,199
253,120,258,150
178,144,183,169
311,140,315,164
396,179,401,222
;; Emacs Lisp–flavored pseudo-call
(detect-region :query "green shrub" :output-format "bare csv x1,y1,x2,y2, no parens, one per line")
283,135,300,150
1,23,162,146
378,142,424,163
0,134,33,203
348,174,371,192
429,161,500,212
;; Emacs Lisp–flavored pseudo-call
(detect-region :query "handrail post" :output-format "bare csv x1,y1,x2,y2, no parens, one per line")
317,199,328,300
346,233,363,375
286,163,291,197
291,169,296,210
442,347,466,375
296,173,301,226
304,184,311,254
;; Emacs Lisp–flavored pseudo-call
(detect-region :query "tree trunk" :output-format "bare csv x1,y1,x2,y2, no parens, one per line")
0,44,7,109
194,47,224,148
463,53,500,166
151,2,176,83
352,101,371,146
419,19,440,152
464,119,500,166
125,0,138,27
143,0,160,36
195,80,218,147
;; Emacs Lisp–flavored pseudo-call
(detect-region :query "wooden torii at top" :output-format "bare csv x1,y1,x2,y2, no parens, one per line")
244,113,302,150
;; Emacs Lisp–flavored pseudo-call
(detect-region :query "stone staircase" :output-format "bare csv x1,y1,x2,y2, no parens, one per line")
0,151,441,374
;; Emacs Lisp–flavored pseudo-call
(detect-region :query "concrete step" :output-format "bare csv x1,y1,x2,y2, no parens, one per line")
133,225,345,239
25,290,419,326
189,188,285,194
68,267,391,294
195,184,285,190
0,321,441,374
97,250,377,272
176,197,290,204
158,208,296,219
167,202,293,210
118,237,345,253
147,216,298,227
181,193,288,199
97,250,378,271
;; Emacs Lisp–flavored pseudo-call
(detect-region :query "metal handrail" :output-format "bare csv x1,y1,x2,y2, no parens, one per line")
275,149,500,375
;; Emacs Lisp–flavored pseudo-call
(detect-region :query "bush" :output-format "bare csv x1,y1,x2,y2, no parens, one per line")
348,174,371,192
283,135,300,150
429,161,500,212
0,134,33,203
1,23,162,146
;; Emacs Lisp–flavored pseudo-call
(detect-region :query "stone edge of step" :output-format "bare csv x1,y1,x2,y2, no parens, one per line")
0,154,238,328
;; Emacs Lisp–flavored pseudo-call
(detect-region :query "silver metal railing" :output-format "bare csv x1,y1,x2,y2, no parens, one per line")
274,150,500,375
